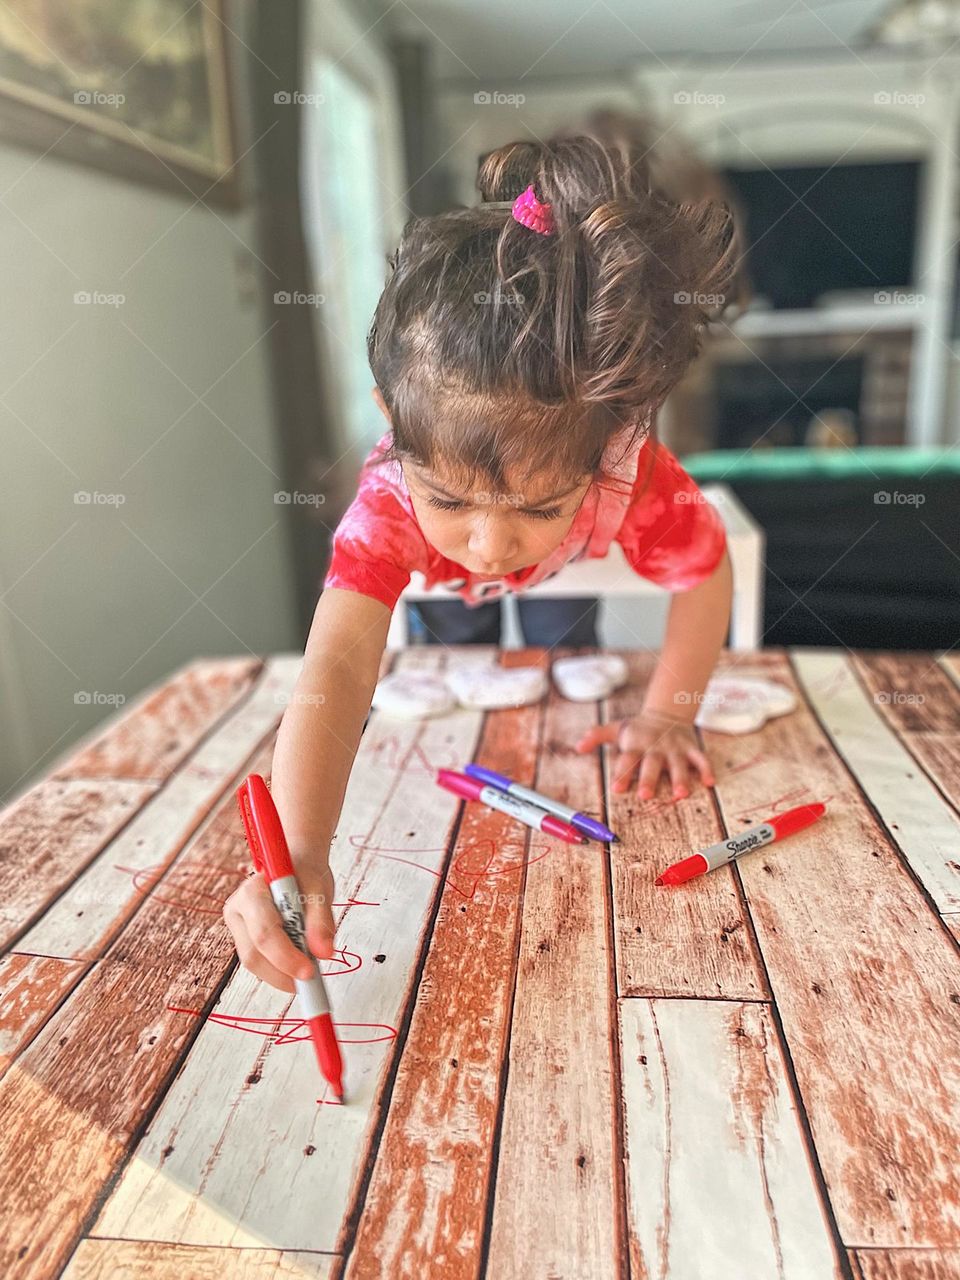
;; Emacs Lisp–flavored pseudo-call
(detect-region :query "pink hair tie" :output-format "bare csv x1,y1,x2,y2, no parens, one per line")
511,183,555,236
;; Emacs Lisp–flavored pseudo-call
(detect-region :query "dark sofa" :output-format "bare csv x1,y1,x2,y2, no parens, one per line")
685,448,960,650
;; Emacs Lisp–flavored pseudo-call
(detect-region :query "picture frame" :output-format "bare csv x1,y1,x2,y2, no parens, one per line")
0,0,241,207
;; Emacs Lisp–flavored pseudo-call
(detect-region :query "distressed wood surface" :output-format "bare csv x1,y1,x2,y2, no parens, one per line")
0,953,87,1077
0,734,279,1280
51,657,263,782
849,1251,960,1280
793,650,960,912
707,652,960,1248
18,657,303,961
485,683,624,1279
92,650,486,1255
619,998,843,1280
0,778,156,952
852,653,960,816
605,651,769,1000
344,652,546,1280
60,1240,337,1279
2,645,959,1278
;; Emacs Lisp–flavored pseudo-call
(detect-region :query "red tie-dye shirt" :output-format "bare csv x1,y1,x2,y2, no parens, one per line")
324,428,726,609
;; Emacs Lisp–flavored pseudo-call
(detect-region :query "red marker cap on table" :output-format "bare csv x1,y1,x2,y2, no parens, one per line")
655,802,827,887
236,774,344,1100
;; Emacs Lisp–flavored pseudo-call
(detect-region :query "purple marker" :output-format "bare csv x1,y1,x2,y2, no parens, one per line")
464,764,619,844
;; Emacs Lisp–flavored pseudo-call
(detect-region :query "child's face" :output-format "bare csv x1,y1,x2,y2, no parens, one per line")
371,386,591,577
402,459,592,577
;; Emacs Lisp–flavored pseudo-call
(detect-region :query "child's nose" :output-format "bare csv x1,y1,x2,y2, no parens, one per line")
467,513,519,566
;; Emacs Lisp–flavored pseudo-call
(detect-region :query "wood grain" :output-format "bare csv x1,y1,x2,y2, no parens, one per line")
485,682,624,1279
707,652,960,1248
0,778,155,952
0,735,278,1280
619,998,842,1279
344,652,545,1280
18,656,303,961
92,650,487,1255
61,1239,337,1279
850,1250,960,1280
793,650,960,912
52,657,263,782
0,952,86,1077
853,653,960,815
605,651,769,1000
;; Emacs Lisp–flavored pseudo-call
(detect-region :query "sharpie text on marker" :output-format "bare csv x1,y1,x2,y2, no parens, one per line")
655,802,827,886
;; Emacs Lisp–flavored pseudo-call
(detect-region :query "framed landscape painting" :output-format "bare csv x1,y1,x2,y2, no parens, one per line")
0,0,240,205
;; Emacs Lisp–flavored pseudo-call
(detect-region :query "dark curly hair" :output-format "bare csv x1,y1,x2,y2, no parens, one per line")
367,114,743,491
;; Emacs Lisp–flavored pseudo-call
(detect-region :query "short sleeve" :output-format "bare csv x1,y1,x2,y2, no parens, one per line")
615,441,727,591
323,464,423,611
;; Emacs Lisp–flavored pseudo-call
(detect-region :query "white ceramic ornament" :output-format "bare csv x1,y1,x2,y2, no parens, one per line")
695,675,796,734
445,664,548,710
552,654,629,702
372,672,458,719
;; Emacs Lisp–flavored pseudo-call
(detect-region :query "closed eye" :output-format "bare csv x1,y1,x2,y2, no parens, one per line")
426,495,564,519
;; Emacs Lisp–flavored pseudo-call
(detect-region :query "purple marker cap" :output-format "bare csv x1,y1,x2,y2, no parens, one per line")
464,763,619,843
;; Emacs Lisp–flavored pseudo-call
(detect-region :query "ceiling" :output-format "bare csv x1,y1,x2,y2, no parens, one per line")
375,0,898,82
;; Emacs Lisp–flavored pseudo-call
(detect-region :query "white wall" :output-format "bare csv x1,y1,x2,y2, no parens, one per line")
0,58,299,801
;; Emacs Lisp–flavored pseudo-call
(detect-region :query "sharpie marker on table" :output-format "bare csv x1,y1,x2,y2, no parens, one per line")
437,769,585,845
236,774,344,1101
655,802,827,887
464,763,618,843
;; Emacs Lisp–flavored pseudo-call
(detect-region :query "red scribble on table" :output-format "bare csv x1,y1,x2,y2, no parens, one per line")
808,664,852,699
115,862,224,915
348,834,552,901
714,747,766,781
735,785,835,825
167,1005,397,1046
369,736,460,777
115,860,380,916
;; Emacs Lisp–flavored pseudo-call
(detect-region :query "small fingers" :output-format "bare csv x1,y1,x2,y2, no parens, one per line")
576,722,621,754
249,911,316,982
637,752,666,801
612,751,643,793
667,753,690,800
226,878,315,983
687,746,715,787
227,909,297,993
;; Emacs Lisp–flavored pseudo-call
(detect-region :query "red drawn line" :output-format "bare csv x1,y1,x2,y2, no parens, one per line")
736,786,835,824
115,861,380,916
348,835,552,902
715,747,766,780
167,1005,397,1045
115,863,225,915
369,737,461,777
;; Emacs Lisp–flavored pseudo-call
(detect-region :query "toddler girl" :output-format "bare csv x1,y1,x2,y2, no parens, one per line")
225,129,738,991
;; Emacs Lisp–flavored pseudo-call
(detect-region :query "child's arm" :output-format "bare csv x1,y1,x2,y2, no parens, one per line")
576,548,733,799
223,587,390,992
638,546,733,726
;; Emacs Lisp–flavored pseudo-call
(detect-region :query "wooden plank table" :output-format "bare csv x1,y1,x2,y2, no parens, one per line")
0,647,958,1280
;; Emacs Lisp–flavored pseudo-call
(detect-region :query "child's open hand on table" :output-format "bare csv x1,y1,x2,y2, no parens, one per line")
576,709,715,800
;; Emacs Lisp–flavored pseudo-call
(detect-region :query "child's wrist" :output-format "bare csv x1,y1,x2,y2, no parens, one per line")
638,701,696,728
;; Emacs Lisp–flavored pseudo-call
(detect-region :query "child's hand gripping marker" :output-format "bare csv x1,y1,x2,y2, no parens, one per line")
236,773,344,1102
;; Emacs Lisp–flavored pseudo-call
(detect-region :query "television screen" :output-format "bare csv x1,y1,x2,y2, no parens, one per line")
721,160,921,310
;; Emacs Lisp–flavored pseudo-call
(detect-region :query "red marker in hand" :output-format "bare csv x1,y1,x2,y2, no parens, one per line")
236,774,344,1100
655,802,826,886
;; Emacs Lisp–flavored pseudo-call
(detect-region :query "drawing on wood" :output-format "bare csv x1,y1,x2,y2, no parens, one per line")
0,647,957,1280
